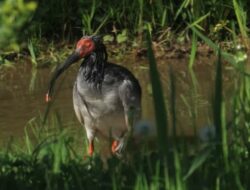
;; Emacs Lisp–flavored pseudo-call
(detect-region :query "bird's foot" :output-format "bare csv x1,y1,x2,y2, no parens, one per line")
111,140,125,158
111,140,119,154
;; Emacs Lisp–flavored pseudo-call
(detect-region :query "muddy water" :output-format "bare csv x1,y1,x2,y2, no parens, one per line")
0,55,236,141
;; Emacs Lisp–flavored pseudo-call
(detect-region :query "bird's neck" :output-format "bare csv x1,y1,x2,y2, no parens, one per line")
81,50,107,89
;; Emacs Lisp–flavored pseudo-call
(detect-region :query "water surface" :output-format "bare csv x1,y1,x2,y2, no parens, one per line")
0,55,236,141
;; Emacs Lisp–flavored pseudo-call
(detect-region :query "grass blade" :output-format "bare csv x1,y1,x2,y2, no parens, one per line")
221,101,229,170
186,13,210,31
183,147,212,180
233,0,249,47
146,29,168,157
214,48,222,143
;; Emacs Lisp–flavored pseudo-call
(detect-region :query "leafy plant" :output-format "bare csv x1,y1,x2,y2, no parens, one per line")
0,0,37,52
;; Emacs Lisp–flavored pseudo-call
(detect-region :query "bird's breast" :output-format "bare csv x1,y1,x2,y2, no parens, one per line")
75,79,123,118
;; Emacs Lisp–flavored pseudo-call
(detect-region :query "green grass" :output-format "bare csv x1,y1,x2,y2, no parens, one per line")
0,0,249,70
233,0,249,47
1,29,250,189
2,0,249,50
1,0,250,189
146,30,168,158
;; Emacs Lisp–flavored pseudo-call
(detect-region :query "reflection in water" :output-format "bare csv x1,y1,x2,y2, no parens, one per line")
0,56,236,140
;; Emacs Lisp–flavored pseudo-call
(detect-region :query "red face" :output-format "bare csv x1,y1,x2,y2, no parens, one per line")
76,38,95,58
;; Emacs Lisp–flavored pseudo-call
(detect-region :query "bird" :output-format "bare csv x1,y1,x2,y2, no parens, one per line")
46,35,141,164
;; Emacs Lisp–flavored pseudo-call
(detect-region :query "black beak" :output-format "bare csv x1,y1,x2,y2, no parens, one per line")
46,51,80,102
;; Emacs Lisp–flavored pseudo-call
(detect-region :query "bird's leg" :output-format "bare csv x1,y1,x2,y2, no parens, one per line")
88,140,94,156
116,106,136,153
111,104,140,155
125,106,136,136
86,128,96,157
110,107,136,155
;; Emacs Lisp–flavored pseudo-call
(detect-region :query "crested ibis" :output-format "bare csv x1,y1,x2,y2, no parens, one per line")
46,35,141,162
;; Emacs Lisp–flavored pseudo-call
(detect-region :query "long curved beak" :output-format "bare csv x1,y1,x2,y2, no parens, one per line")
46,51,81,102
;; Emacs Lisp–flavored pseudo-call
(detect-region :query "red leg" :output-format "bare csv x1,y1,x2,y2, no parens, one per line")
111,140,119,153
88,140,94,156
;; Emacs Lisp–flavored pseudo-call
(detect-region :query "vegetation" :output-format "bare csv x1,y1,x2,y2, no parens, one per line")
0,0,249,51
0,0,250,189
30,0,249,42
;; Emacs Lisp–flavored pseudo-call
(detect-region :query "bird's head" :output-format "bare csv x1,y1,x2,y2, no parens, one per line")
71,35,105,61
45,35,103,102
76,37,95,58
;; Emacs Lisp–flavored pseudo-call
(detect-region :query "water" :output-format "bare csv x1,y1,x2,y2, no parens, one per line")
0,55,236,141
